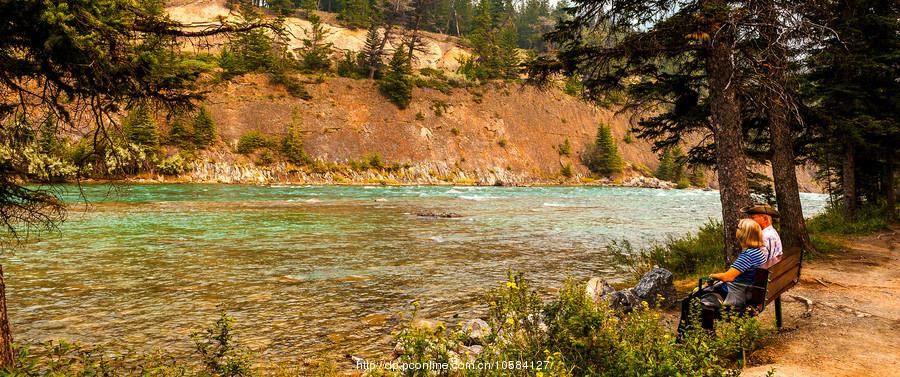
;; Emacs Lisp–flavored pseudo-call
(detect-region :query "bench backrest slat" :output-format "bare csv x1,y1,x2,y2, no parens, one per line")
747,245,803,311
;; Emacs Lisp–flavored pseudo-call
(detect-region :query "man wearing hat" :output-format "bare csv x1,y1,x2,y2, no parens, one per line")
741,203,783,260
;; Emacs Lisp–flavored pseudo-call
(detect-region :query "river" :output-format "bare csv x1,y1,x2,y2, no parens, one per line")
2,184,828,361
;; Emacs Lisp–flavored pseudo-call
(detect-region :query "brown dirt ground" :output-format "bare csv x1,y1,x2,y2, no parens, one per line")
739,225,900,376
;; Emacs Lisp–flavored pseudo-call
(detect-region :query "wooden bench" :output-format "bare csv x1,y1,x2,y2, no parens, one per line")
696,245,804,328
745,245,804,328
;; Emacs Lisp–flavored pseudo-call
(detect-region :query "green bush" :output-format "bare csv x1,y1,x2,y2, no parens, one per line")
236,132,274,155
561,163,574,178
157,154,190,176
269,72,312,99
557,138,572,156
609,220,725,281
393,272,766,377
807,204,891,235
191,311,253,376
336,51,362,78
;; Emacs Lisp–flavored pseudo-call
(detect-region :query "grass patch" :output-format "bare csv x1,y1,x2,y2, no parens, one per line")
807,204,892,235
609,220,725,282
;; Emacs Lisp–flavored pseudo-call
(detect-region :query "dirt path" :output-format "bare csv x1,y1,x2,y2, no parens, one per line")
742,225,900,377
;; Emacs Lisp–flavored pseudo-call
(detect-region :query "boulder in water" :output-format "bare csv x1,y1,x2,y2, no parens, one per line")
633,268,677,308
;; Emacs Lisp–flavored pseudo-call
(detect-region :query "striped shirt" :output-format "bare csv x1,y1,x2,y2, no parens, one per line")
762,226,783,260
731,247,768,285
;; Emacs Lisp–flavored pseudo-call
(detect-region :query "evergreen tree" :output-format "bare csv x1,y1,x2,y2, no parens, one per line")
300,14,334,72
167,116,193,150
361,24,384,79
803,0,899,220
670,146,686,182
689,165,707,187
340,0,371,29
656,149,673,181
379,47,413,109
124,103,160,155
193,107,216,148
281,109,311,165
588,124,623,176
38,115,63,156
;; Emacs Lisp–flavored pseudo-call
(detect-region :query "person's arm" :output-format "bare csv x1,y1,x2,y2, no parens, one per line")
710,268,741,282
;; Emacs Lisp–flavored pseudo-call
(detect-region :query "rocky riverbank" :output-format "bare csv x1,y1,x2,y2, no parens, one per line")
124,160,679,188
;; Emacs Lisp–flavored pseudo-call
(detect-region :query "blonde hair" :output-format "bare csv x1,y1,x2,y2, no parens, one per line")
736,218,764,249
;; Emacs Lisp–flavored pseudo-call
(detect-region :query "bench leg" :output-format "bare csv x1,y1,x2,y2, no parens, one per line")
775,296,783,329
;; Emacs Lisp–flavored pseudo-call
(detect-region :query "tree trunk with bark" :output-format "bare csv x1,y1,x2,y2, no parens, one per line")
885,156,895,221
0,265,13,368
761,0,815,252
705,0,752,264
843,145,857,221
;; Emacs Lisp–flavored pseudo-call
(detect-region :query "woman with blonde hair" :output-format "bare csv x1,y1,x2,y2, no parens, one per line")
709,218,769,306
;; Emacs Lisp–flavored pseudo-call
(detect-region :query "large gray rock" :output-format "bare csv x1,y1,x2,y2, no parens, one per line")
605,288,641,313
633,268,677,308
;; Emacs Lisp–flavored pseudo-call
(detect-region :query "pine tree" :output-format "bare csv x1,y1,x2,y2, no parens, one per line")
193,107,216,148
340,0,371,29
281,109,310,165
300,14,334,72
656,149,673,181
671,146,686,182
689,165,707,187
124,103,160,155
589,124,623,176
38,115,63,156
379,47,413,109
167,116,193,150
361,24,384,79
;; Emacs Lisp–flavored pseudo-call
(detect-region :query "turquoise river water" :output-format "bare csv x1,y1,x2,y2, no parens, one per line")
2,184,829,361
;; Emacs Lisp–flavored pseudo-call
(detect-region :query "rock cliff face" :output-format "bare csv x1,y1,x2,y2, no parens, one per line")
157,1,823,191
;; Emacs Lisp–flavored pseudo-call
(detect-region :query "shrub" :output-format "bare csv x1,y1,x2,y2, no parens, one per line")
415,112,425,121
269,72,312,99
557,138,572,156
236,132,273,155
257,150,274,165
450,128,460,136
677,177,691,189
191,311,253,376
609,219,725,281
157,154,189,176
336,51,362,78
497,137,508,148
393,272,766,377
561,163,574,178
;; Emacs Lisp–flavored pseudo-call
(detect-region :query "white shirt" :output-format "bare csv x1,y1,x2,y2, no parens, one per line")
762,225,783,260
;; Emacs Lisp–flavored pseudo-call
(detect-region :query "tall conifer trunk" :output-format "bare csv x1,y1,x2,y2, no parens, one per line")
761,0,815,251
843,146,858,220
705,0,751,263
0,266,13,368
